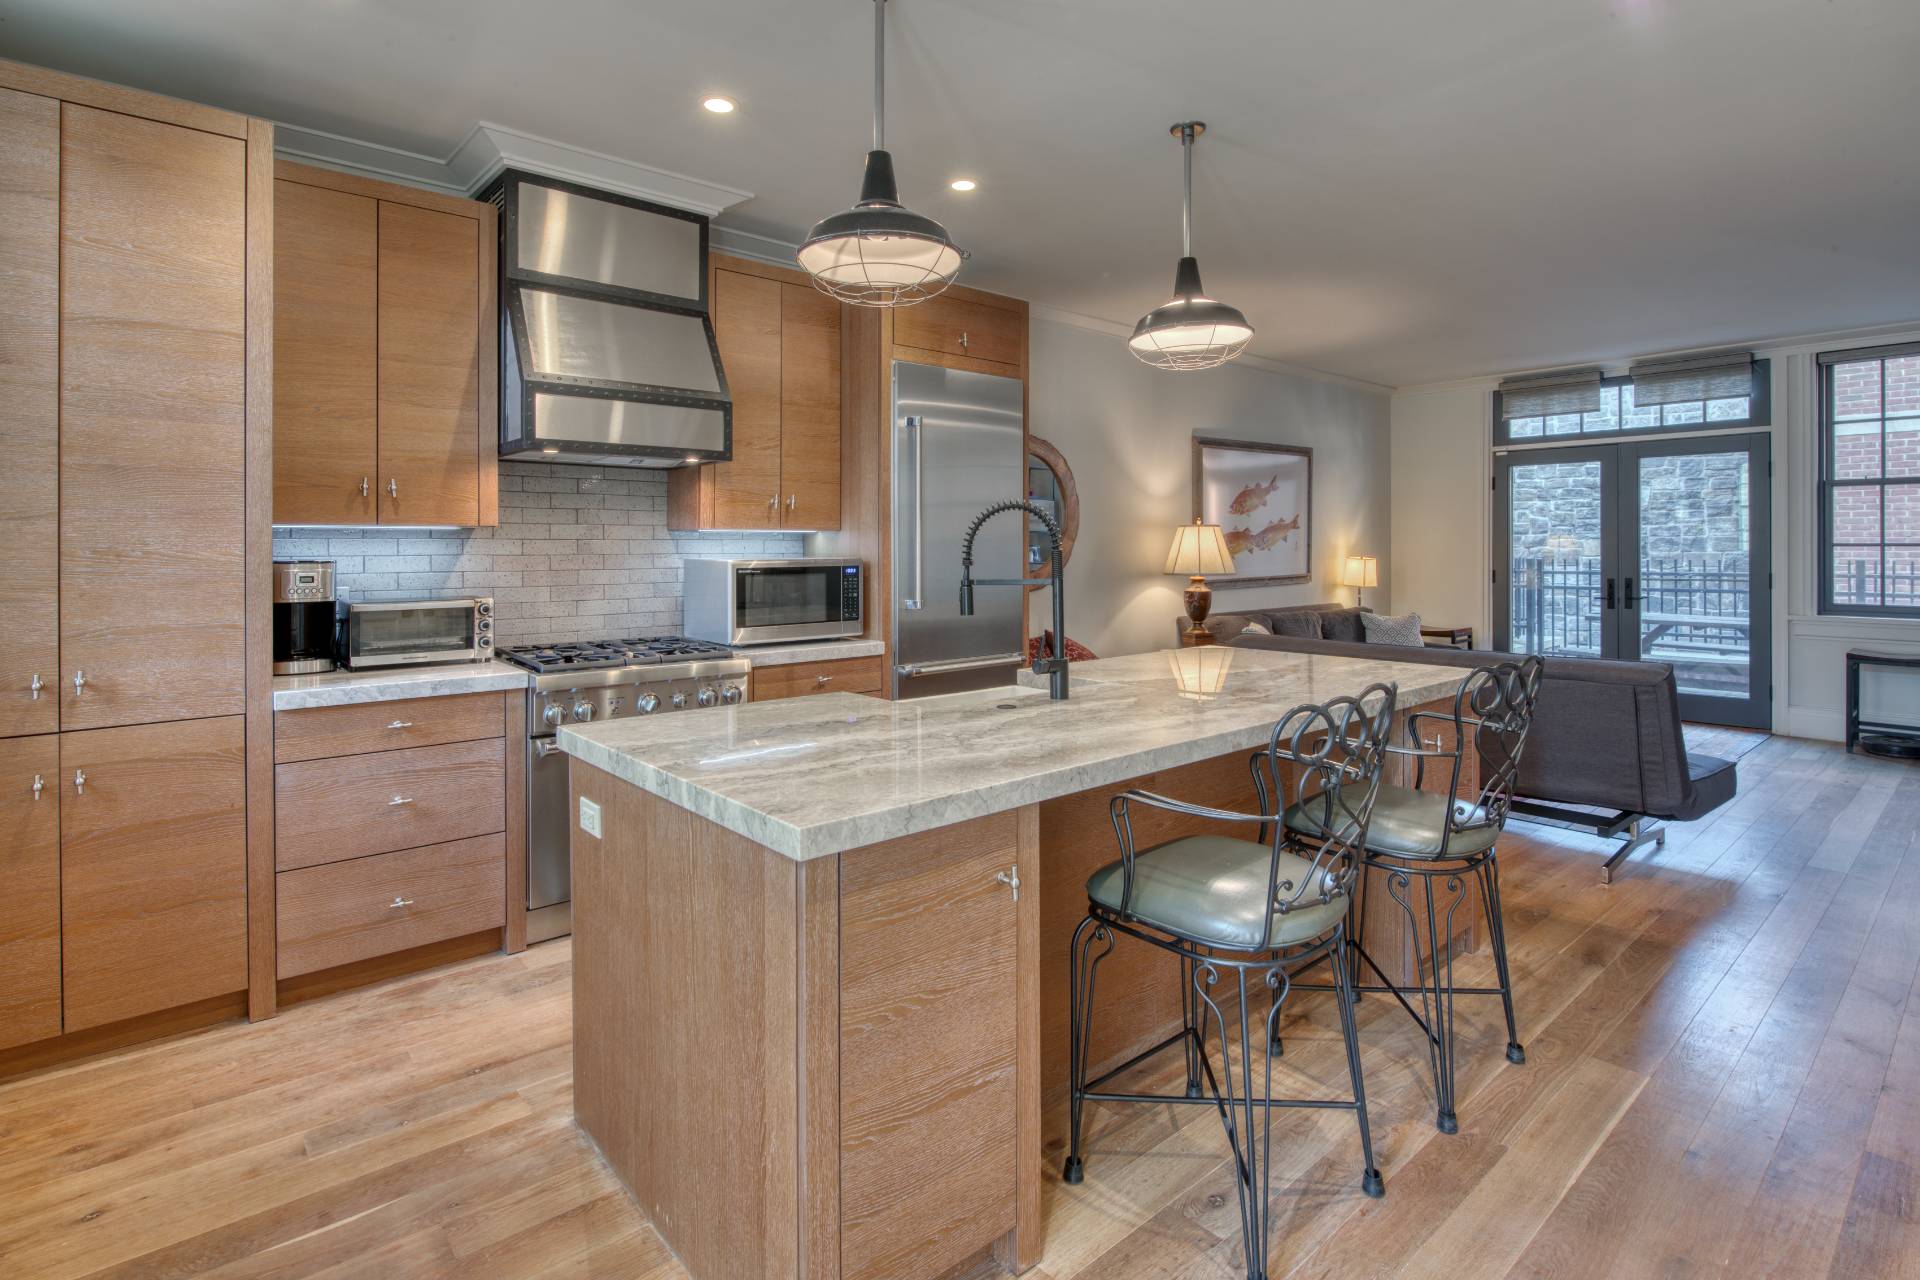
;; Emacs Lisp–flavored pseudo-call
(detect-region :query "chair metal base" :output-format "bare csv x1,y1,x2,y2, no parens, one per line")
1508,798,1667,883
1063,910,1383,1280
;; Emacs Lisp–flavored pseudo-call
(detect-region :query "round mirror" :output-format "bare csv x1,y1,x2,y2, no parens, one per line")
1025,436,1080,589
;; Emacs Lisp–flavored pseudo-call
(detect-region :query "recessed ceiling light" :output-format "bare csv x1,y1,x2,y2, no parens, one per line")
949,178,977,192
702,96,737,114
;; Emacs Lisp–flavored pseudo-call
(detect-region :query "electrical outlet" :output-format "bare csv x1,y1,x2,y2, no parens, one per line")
578,796,602,838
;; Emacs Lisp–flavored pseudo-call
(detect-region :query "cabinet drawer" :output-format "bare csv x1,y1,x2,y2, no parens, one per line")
751,655,885,701
276,737,504,871
275,691,505,763
891,293,1024,369
276,833,504,978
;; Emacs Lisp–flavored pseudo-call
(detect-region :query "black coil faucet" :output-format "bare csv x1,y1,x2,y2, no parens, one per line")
959,500,1069,701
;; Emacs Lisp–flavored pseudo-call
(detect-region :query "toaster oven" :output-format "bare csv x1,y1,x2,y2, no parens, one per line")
337,598,494,669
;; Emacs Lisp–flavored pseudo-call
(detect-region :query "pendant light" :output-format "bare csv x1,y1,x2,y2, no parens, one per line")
797,0,965,307
1129,122,1254,370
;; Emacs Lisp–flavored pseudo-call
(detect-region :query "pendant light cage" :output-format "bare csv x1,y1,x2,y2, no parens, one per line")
1129,122,1254,370
797,0,965,307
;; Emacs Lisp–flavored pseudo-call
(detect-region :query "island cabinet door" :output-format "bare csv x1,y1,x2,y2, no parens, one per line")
839,813,1020,1280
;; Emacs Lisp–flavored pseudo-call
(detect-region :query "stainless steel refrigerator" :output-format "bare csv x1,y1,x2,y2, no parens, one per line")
890,360,1027,699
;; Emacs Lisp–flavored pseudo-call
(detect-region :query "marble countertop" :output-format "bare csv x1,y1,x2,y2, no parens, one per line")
558,646,1466,861
737,638,886,668
273,660,530,711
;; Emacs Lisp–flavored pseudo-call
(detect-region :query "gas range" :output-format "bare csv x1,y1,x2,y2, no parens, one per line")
507,635,752,945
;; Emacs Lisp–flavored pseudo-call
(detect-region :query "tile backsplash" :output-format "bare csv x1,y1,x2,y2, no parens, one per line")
271,462,805,647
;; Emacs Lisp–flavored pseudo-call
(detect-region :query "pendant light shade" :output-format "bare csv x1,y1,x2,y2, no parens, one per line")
798,0,964,307
1130,123,1253,370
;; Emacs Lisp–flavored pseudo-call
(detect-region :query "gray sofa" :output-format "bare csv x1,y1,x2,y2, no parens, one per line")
1193,603,1739,880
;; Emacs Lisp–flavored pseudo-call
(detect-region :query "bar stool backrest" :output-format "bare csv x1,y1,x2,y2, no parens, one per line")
1426,656,1545,847
1257,681,1398,948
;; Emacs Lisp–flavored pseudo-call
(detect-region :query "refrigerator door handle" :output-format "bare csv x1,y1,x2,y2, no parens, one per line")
903,414,924,610
895,652,1027,678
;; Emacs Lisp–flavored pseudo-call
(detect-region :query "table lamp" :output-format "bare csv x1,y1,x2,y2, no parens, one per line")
1166,519,1236,645
1341,554,1378,609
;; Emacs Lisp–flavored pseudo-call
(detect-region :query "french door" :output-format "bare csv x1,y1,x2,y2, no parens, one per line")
1494,433,1771,728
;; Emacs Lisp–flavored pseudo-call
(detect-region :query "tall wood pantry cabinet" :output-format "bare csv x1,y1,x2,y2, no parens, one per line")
273,160,498,527
668,254,843,532
0,59,274,1060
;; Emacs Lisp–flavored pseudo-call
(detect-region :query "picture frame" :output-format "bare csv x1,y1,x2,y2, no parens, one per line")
1192,435,1313,587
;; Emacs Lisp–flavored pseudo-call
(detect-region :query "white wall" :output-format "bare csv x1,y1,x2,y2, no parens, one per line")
1387,322,1920,741
1028,314,1393,659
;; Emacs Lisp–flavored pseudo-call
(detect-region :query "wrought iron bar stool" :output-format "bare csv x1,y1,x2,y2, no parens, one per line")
1062,683,1398,1280
1278,657,1544,1135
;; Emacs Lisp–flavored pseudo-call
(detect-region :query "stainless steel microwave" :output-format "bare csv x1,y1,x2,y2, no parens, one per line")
338,597,494,669
683,559,863,646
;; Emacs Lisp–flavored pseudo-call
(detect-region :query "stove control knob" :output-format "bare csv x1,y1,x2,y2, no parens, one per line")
542,703,566,728
696,687,719,708
672,691,688,709
572,700,595,722
637,692,660,715
721,685,744,705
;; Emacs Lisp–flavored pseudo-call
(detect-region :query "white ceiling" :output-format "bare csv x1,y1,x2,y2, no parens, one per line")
6,0,1917,387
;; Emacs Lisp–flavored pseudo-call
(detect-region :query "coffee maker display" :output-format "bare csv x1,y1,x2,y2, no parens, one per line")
273,561,337,675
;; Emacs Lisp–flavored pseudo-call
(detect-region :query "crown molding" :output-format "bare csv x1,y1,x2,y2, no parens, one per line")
273,119,753,215
711,224,801,268
1028,302,1394,395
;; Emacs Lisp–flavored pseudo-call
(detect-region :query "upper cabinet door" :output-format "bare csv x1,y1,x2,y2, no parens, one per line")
378,202,481,527
0,733,61,1050
274,179,377,525
0,88,59,739
709,268,784,530
891,292,1024,370
60,717,247,1032
60,104,246,732
780,283,842,531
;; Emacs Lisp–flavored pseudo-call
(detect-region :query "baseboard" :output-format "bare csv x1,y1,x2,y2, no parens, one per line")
0,992,249,1084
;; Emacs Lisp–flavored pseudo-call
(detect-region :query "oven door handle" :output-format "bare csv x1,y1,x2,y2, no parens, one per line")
535,740,565,759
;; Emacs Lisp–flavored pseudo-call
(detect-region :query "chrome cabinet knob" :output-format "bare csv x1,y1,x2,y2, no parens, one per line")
572,701,595,722
959,330,970,351
721,685,743,705
995,865,1021,901
543,704,566,728
637,692,660,715
390,896,414,909
31,774,43,800
815,674,833,686
361,477,370,498
29,674,43,700
388,478,399,497
787,494,797,511
71,670,86,694
696,687,718,708
72,769,85,795
768,493,778,511
388,795,415,807
387,720,414,730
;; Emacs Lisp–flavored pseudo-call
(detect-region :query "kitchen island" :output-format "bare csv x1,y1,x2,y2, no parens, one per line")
557,647,1469,1279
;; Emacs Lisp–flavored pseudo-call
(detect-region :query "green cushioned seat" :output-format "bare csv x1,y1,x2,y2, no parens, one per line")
1285,783,1498,860
1086,835,1349,951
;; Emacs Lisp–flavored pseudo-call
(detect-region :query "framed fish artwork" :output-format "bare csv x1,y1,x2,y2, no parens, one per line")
1191,435,1313,587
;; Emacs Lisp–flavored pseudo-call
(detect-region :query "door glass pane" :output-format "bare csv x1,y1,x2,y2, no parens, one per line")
1507,460,1604,656
1636,451,1750,698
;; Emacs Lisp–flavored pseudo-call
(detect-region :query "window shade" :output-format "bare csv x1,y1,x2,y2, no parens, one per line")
1628,350,1753,406
1497,367,1603,419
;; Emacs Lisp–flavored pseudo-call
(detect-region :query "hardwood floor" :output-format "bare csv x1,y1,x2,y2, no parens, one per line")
2,733,1916,1279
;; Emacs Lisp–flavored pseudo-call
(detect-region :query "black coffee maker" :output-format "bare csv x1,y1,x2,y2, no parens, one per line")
273,561,336,674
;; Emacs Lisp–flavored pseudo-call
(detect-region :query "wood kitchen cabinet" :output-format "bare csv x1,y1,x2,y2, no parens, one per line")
748,654,885,701
273,161,497,527
668,255,842,532
60,717,249,1033
890,288,1026,373
0,735,61,1051
0,87,58,741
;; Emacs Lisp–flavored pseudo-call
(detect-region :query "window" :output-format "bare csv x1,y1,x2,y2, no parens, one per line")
1495,364,1770,445
1820,342,1920,615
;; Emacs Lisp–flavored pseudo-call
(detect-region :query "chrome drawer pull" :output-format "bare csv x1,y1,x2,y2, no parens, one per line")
388,795,415,807
361,477,370,498
388,478,399,498
387,720,414,729
995,865,1021,901
390,896,414,909
31,774,44,800
73,769,85,795
72,670,86,694
816,674,833,685
29,674,43,700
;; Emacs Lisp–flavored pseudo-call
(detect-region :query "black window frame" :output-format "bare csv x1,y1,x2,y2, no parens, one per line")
1818,341,1920,619
1493,361,1771,446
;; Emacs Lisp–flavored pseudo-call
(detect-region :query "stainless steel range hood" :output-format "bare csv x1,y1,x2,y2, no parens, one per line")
491,170,731,467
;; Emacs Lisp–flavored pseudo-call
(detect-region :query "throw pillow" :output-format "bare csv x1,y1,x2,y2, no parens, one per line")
1268,611,1323,640
1240,621,1271,635
1318,607,1368,642
1361,611,1423,647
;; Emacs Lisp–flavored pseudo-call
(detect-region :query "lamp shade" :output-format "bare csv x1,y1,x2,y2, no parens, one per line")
1340,555,1378,589
1166,521,1235,576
